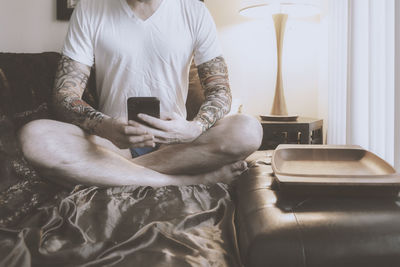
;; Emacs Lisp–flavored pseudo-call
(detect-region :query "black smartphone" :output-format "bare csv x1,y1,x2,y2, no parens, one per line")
127,97,160,127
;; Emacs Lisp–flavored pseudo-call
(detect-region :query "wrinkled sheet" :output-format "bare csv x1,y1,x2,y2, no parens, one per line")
0,183,241,267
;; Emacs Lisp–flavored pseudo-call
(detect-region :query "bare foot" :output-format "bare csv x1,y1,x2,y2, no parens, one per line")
140,161,249,187
201,161,248,184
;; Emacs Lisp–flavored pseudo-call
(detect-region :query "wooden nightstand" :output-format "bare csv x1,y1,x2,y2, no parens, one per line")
259,117,323,150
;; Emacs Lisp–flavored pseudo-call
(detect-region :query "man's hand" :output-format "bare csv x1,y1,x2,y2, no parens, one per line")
99,117,156,149
135,113,203,144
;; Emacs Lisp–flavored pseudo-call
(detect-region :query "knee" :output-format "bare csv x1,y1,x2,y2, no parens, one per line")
19,119,49,146
217,114,263,159
18,120,60,165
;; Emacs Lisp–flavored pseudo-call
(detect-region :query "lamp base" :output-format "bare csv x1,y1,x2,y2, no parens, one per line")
260,114,299,122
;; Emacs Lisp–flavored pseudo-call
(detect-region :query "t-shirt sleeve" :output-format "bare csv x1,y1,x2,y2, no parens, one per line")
62,0,94,67
193,5,222,66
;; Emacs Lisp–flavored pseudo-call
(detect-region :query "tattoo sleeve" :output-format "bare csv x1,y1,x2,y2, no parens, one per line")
52,55,105,134
194,56,232,132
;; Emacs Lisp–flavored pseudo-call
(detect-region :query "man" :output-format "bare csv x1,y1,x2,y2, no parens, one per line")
18,0,263,187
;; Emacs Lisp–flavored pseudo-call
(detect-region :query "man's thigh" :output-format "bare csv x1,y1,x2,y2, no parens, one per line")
190,114,262,157
19,119,132,160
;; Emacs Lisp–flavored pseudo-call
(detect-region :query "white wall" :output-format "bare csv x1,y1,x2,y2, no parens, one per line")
0,0,69,53
0,0,325,121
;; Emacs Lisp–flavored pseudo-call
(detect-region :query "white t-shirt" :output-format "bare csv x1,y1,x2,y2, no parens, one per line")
62,0,222,120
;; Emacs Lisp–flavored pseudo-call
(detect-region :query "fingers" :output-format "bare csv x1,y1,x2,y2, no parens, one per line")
120,124,149,135
130,140,156,148
127,116,183,145
148,129,174,144
153,136,178,144
128,120,166,138
117,142,155,149
125,134,156,148
127,120,143,127
116,122,156,147
137,114,169,131
127,134,153,144
109,118,158,149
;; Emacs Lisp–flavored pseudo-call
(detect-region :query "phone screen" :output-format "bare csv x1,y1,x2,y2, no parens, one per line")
127,97,160,127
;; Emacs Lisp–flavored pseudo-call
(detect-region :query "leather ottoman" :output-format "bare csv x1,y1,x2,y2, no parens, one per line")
235,151,400,267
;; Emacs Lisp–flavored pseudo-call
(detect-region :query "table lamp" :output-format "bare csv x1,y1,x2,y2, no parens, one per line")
239,0,320,121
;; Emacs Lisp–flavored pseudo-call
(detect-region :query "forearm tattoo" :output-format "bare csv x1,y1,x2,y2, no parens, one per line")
53,55,104,134
194,56,232,132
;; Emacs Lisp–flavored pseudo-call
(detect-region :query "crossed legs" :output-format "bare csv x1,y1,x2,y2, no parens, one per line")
18,114,263,188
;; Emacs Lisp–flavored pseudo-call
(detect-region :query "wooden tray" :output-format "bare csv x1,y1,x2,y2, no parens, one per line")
271,145,400,195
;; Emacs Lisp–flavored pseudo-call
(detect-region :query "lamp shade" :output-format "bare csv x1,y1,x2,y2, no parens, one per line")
239,0,320,18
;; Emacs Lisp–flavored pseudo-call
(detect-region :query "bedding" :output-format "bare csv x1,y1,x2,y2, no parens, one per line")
0,183,241,267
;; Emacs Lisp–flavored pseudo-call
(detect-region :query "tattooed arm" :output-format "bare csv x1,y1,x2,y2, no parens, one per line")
52,55,106,134
52,55,155,149
194,56,232,132
136,56,231,144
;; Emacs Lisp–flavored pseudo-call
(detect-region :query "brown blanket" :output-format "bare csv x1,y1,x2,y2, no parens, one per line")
0,183,241,267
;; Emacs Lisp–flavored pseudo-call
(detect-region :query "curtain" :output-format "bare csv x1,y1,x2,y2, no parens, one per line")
327,0,400,170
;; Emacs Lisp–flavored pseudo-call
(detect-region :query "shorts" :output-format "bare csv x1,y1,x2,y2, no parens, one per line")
130,146,159,158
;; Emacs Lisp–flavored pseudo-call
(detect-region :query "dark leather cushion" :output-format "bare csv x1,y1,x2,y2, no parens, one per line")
0,68,23,191
0,53,58,117
0,52,99,129
235,151,400,267
0,114,20,192
0,69,14,116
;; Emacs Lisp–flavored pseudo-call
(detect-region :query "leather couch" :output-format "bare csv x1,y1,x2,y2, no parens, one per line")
235,151,400,267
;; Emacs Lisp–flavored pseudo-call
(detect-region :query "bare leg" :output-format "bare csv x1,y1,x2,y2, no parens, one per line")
18,119,250,188
133,114,263,174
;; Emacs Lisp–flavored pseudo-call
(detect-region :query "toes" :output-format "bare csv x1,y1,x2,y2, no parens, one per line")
240,161,248,171
229,161,249,180
205,161,249,185
232,161,248,172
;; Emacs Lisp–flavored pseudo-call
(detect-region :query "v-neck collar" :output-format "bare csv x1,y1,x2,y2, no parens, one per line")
120,0,167,24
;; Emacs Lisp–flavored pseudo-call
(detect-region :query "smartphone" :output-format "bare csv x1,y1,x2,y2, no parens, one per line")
127,97,160,127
